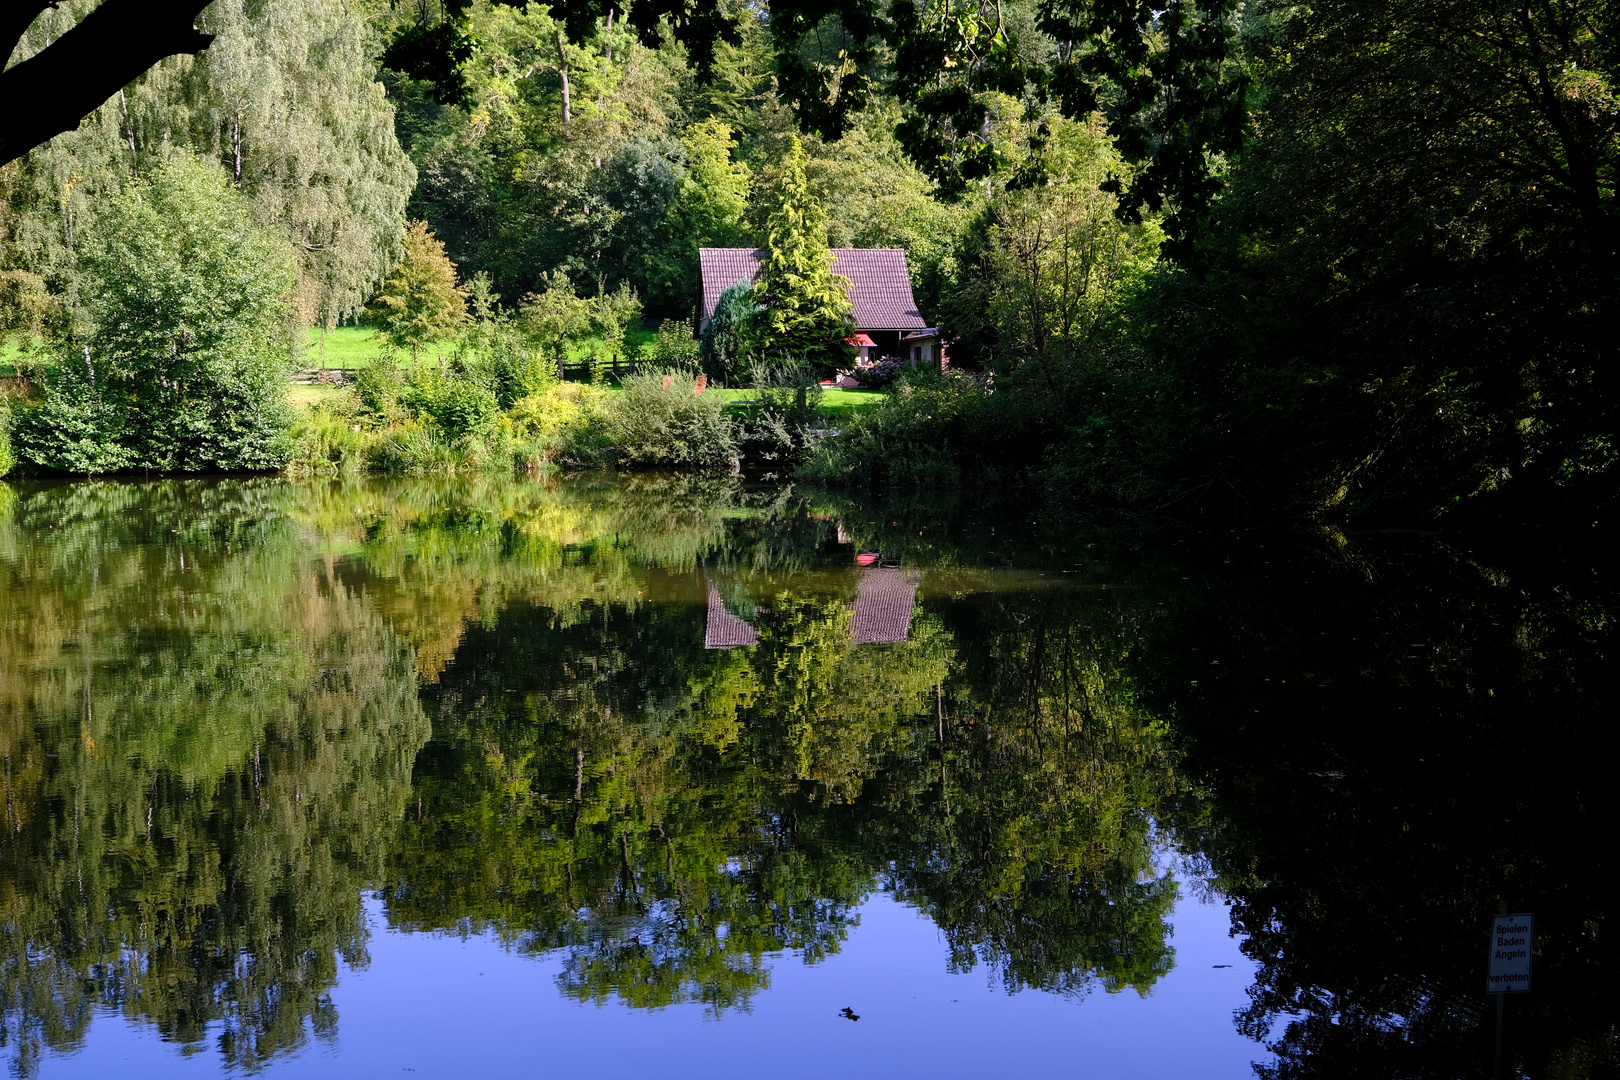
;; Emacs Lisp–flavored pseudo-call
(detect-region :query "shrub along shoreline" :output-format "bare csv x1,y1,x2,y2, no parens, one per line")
285,350,866,479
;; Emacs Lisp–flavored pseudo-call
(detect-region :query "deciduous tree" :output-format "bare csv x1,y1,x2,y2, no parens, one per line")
16,156,296,473
367,220,468,362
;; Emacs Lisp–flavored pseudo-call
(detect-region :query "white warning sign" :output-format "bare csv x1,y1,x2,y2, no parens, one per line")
1487,913,1533,993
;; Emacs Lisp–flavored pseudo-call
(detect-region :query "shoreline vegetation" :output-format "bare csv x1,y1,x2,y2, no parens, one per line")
1,0,1612,528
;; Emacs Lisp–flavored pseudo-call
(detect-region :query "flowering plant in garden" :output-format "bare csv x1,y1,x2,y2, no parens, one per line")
856,358,905,388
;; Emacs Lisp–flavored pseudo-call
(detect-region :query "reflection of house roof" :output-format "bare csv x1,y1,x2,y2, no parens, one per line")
702,568,918,649
705,583,759,649
699,248,927,332
850,567,919,645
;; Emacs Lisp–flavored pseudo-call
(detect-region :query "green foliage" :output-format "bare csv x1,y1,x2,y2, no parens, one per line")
2,0,414,331
0,266,56,346
1193,0,1619,521
15,351,132,474
591,117,758,318
518,270,594,366
287,396,373,476
368,220,467,361
800,370,986,489
509,381,615,466
734,359,826,477
957,112,1161,375
590,137,688,310
752,136,856,370
678,119,753,246
585,283,643,378
609,369,737,469
9,0,1606,519
404,367,502,441
700,279,762,383
642,320,703,371
354,349,408,421
369,423,466,475
0,399,14,477
801,107,967,312
399,0,692,305
15,157,295,474
203,0,418,328
454,273,558,406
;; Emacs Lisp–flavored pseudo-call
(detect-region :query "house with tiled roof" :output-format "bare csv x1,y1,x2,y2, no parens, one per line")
697,248,942,368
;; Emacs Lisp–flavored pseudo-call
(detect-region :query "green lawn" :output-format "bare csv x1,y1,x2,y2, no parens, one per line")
302,324,659,369
288,384,344,410
0,338,33,375
817,388,885,415
718,386,883,420
302,326,441,368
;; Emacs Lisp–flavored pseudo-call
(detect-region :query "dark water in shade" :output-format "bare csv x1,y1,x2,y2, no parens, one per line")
0,474,1614,1079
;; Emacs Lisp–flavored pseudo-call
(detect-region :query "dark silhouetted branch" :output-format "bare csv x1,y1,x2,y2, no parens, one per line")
0,0,214,166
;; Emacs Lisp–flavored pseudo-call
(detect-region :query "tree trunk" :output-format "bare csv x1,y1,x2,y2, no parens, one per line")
597,7,613,123
118,88,137,176
554,31,571,136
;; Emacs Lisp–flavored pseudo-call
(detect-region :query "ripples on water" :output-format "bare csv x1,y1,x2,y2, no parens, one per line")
0,474,1613,1078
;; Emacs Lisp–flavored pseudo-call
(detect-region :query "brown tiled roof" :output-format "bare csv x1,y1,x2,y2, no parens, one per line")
850,567,919,645
699,248,927,332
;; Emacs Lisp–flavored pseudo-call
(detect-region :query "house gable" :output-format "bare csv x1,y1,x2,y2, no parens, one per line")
698,247,928,334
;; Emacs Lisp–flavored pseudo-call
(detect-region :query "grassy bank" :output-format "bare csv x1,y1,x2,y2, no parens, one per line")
4,323,664,376
299,324,660,370
286,361,888,480
288,380,883,414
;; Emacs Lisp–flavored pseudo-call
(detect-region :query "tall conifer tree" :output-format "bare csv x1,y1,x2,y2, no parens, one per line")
752,136,854,369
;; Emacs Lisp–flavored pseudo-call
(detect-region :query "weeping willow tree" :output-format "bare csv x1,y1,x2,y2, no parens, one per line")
0,0,414,336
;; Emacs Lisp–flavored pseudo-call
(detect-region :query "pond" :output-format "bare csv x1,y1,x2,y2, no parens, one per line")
0,474,1613,1079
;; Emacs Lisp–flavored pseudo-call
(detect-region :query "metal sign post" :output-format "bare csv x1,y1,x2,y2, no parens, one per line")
1487,911,1533,1079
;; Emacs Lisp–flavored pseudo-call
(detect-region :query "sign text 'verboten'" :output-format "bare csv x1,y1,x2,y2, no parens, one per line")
1487,913,1533,993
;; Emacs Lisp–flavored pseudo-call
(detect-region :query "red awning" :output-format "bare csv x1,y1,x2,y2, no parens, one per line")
848,333,876,347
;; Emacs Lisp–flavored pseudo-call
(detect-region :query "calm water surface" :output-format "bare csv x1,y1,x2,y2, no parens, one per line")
0,475,1613,1078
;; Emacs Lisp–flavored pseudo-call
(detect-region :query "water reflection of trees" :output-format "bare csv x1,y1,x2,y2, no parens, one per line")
884,588,1181,998
0,480,430,1075
14,476,1604,1078
1145,531,1620,1079
0,474,1183,1067
380,576,1179,1013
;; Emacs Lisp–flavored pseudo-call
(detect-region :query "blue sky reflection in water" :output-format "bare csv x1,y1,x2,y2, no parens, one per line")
1,474,1615,1079
54,891,1258,1079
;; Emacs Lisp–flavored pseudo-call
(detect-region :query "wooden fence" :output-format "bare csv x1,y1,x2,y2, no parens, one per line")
293,356,647,385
